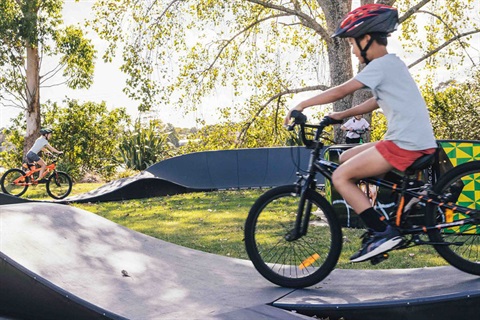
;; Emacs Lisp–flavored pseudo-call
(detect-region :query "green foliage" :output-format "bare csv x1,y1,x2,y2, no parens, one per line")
180,112,297,153
119,119,174,170
0,0,96,151
91,0,479,146
0,99,130,180
370,111,388,142
398,0,479,71
41,99,130,180
422,73,480,140
0,116,26,167
54,25,96,89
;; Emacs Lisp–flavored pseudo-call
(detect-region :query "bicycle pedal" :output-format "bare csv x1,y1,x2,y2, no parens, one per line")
370,253,389,265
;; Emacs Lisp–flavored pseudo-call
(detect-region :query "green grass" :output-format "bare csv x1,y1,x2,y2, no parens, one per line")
67,184,450,270
16,182,104,200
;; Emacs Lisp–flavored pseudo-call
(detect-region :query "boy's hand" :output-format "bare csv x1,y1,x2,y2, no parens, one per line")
283,106,304,126
327,111,344,121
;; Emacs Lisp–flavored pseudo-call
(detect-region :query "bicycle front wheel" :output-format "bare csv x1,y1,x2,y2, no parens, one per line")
244,185,342,288
1,168,29,197
426,160,480,275
46,171,72,199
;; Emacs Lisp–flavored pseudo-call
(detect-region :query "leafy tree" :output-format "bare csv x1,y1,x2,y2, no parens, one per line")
0,0,96,154
43,99,130,179
119,119,174,170
181,114,300,153
0,99,130,180
91,0,479,146
422,73,480,140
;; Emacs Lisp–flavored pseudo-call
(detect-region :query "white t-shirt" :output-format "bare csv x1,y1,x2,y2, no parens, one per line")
343,117,370,139
29,136,50,154
355,54,437,150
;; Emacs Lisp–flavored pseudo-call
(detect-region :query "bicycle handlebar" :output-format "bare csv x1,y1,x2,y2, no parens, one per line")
352,128,368,135
287,111,342,148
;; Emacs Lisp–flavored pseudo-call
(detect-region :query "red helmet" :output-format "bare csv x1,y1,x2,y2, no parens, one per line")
332,4,398,39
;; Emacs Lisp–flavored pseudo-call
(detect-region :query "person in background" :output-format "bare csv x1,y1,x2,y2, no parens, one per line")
341,114,370,144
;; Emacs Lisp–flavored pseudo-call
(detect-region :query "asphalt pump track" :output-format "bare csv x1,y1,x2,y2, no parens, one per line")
1,202,480,320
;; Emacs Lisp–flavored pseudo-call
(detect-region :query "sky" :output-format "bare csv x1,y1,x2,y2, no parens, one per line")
0,1,479,130
0,0,205,129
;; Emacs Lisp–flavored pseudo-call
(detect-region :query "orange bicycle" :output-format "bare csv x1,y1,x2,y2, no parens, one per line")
0,154,72,199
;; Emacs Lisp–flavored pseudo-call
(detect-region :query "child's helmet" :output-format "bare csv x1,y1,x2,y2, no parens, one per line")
40,128,53,135
332,4,398,39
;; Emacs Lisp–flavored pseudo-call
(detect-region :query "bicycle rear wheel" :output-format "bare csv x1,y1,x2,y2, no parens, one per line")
426,160,480,275
244,185,342,288
46,171,72,199
0,168,29,197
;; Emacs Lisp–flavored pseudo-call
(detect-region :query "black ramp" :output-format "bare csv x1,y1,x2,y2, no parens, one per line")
63,172,200,203
263,147,311,186
233,148,268,188
205,149,239,189
2,203,480,319
274,267,480,320
0,192,36,205
146,147,314,189
145,150,213,188
0,203,304,320
63,147,314,203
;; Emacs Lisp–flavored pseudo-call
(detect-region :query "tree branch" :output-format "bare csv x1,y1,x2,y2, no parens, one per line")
246,0,330,39
408,30,480,69
236,84,330,145
398,0,431,23
196,13,290,87
415,10,477,66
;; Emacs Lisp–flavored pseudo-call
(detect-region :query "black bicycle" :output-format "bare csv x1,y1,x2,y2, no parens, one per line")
244,111,480,288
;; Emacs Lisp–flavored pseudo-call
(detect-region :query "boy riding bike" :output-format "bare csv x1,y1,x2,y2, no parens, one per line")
284,4,437,262
25,128,63,183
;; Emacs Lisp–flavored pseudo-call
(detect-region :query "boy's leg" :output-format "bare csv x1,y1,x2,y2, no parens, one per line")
332,144,393,214
339,142,377,164
37,158,47,181
332,145,403,262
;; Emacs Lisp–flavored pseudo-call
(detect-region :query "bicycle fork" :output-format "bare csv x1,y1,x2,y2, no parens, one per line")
285,175,316,242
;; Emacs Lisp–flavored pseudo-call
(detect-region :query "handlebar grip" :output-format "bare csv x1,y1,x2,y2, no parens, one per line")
319,116,343,126
290,110,307,124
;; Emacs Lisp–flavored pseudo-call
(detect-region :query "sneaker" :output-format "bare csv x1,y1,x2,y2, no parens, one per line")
37,179,48,184
350,225,403,262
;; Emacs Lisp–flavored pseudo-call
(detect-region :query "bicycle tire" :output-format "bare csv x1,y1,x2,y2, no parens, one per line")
0,168,29,197
244,185,342,288
46,171,72,199
425,160,480,275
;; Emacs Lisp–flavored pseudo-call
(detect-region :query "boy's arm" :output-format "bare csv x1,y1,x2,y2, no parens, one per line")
46,145,62,154
284,79,364,125
329,97,378,120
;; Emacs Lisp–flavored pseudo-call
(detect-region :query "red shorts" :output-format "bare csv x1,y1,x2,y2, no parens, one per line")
375,140,436,172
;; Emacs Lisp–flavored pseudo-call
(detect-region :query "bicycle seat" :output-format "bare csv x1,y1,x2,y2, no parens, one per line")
404,152,436,175
22,162,36,170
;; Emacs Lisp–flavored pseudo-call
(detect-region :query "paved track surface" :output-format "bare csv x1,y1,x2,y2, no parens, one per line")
1,202,480,320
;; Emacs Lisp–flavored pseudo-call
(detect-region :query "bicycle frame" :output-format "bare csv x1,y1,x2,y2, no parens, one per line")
17,162,57,185
290,114,479,244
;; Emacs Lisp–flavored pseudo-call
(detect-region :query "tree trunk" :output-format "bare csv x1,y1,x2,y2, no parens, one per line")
320,0,355,143
24,45,41,155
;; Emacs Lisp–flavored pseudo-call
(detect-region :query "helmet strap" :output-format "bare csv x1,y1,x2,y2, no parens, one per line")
355,36,375,65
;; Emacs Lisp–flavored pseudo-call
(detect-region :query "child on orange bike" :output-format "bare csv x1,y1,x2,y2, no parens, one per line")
25,128,63,183
284,4,437,262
